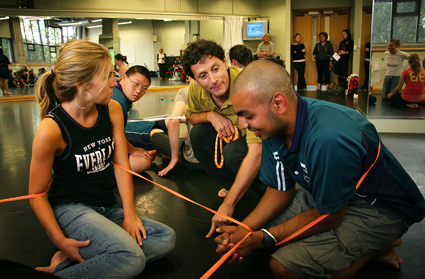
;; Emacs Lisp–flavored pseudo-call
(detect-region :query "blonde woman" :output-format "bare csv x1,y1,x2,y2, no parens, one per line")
291,33,307,91
30,40,175,278
157,48,167,79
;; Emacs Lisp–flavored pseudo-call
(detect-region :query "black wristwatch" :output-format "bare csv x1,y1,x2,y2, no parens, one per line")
261,228,277,247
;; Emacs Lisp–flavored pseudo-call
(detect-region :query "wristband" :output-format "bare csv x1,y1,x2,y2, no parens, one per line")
261,228,277,247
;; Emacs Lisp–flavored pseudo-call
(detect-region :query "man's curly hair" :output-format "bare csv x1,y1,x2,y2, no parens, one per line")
182,40,225,78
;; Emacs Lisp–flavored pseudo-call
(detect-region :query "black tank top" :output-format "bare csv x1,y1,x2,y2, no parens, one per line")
47,104,116,208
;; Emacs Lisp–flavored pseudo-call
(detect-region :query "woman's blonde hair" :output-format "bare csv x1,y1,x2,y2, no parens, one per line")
36,40,111,119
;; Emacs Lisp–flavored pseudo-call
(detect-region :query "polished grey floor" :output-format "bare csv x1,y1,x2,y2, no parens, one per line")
0,90,424,278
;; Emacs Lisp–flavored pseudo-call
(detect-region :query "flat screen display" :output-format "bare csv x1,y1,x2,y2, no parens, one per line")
246,22,264,38
243,20,268,41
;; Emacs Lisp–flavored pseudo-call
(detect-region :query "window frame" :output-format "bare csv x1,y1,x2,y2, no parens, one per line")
19,18,78,63
373,0,425,44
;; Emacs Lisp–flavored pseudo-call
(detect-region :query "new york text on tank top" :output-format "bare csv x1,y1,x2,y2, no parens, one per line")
75,136,115,174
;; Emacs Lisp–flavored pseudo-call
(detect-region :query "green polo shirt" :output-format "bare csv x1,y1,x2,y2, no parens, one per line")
185,66,261,144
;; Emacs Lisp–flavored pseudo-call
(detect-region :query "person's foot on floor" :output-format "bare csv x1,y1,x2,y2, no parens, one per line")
218,188,228,198
376,238,403,269
36,251,67,274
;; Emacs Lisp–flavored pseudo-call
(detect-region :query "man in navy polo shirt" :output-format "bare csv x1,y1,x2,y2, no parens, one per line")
214,60,425,278
112,65,164,173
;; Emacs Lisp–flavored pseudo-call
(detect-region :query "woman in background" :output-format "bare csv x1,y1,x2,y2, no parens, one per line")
157,48,167,79
0,48,12,95
382,39,409,99
334,29,354,88
30,40,175,278
291,33,307,91
114,53,129,78
387,53,424,108
313,32,333,91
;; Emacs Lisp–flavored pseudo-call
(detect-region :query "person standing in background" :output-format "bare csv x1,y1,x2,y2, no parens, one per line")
0,48,12,95
291,33,307,91
313,32,333,91
157,48,167,80
334,29,354,88
256,34,275,60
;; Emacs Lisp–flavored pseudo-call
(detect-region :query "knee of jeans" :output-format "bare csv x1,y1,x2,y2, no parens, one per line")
150,228,176,262
115,248,146,278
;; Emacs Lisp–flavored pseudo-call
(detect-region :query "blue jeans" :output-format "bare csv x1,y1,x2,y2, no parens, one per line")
381,75,400,98
51,204,176,279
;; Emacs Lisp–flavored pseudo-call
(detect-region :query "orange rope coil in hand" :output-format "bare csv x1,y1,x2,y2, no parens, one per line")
214,125,240,168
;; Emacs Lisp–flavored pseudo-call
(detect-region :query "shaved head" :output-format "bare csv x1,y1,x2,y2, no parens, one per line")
231,60,296,106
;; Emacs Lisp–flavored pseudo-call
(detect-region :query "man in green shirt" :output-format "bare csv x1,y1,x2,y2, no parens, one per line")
182,40,265,238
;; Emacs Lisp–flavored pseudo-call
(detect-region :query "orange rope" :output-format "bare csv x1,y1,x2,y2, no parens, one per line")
214,126,240,168
275,141,381,246
112,141,382,278
200,232,252,279
0,180,52,203
112,162,252,233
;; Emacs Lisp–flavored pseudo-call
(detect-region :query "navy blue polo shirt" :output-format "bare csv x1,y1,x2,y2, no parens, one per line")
112,82,131,125
260,95,425,225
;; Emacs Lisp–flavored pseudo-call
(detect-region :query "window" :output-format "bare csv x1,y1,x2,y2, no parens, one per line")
372,0,425,43
0,38,13,62
20,18,78,63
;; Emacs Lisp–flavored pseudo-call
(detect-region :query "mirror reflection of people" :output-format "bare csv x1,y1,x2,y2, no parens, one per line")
256,33,275,60
334,29,354,88
313,32,333,91
34,68,46,85
8,69,19,88
291,33,307,91
114,53,129,79
387,53,425,108
30,40,175,278
0,48,12,95
382,39,409,100
214,60,425,278
157,48,167,79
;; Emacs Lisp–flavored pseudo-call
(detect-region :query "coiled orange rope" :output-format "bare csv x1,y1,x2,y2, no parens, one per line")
214,126,240,168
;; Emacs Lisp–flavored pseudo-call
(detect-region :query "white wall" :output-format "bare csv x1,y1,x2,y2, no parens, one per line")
160,21,186,57
118,20,155,70
87,20,186,71
200,20,224,45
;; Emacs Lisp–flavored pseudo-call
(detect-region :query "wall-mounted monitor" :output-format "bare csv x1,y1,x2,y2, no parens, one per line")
243,20,268,41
